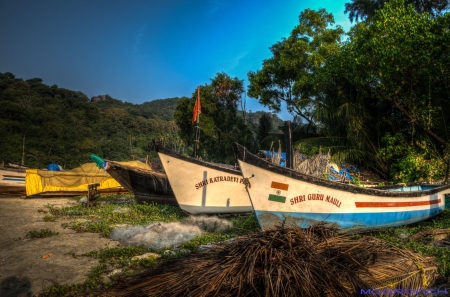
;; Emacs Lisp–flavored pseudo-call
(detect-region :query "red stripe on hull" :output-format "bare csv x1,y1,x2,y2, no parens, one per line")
355,199,441,208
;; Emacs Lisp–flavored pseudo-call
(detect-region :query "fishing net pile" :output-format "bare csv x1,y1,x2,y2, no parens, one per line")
260,145,331,178
292,149,331,178
98,225,438,297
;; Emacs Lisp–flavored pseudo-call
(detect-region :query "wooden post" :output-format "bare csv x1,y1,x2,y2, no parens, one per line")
87,183,100,207
445,156,450,184
21,135,25,165
284,121,293,169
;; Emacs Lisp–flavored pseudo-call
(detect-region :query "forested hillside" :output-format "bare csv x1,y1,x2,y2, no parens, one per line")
91,95,180,121
0,72,185,169
0,72,284,169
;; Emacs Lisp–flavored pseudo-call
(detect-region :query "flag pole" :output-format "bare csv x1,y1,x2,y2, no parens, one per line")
193,86,201,158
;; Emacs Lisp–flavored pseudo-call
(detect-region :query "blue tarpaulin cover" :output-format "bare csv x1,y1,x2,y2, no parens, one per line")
47,163,61,171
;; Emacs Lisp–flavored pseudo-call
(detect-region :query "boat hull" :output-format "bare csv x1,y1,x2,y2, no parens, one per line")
106,161,177,206
232,143,450,231
0,168,26,196
157,148,252,214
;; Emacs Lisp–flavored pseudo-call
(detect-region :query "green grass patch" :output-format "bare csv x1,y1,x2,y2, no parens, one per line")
42,215,57,222
47,195,186,237
224,213,260,234
37,283,82,297
179,233,234,251
26,229,59,239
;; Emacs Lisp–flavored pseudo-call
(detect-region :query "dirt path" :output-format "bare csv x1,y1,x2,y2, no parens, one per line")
0,197,120,297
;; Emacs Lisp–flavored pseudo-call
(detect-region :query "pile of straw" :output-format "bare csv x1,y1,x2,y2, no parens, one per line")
98,225,438,297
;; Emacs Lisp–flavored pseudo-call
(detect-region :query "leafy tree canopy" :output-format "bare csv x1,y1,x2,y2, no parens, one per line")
344,0,450,23
312,0,450,181
247,8,344,128
247,1,450,183
175,73,257,163
0,72,184,168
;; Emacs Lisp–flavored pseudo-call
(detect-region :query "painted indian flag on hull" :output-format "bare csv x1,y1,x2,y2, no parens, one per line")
268,181,289,203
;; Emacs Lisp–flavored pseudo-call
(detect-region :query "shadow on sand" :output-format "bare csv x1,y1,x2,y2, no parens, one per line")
1,276,32,297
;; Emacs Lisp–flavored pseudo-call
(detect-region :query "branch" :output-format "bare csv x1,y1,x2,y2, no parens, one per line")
292,105,312,124
379,91,447,145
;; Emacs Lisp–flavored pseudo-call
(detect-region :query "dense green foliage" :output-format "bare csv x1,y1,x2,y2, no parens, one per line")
174,73,259,163
323,0,450,182
344,0,449,23
248,0,450,183
248,9,344,129
0,72,184,169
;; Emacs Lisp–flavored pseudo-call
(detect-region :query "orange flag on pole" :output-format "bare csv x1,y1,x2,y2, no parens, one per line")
192,86,201,123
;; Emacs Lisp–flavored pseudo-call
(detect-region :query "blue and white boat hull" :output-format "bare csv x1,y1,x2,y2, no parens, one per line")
233,143,450,231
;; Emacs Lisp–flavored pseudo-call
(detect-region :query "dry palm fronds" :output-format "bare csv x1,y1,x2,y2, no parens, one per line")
270,141,282,166
98,225,438,297
362,248,437,296
410,229,450,242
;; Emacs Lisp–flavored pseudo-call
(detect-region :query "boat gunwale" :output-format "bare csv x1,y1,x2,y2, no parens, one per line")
104,160,177,204
0,167,27,174
156,146,241,176
105,160,168,178
232,142,450,198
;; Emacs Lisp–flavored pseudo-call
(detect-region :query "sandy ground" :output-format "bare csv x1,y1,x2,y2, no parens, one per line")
0,197,120,297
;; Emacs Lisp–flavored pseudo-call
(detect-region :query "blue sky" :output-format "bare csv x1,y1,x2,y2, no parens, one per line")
0,0,352,120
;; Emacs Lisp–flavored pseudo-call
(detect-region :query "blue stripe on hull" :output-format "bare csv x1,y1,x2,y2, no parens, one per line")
255,206,444,230
2,178,25,181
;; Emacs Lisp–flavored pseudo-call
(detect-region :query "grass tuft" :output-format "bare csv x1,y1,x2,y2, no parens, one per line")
26,229,59,239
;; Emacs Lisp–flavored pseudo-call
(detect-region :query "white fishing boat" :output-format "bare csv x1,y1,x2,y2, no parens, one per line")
0,167,26,196
155,86,251,214
232,142,450,231
157,146,252,214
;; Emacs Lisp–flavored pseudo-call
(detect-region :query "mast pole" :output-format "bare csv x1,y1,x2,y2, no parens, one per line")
284,121,293,169
193,86,201,158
